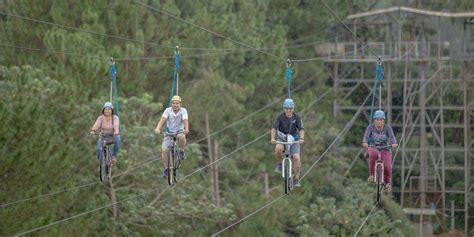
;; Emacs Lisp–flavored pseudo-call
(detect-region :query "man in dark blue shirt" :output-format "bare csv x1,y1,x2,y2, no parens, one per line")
271,98,305,187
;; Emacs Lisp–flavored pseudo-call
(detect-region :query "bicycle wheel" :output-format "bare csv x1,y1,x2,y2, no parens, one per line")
174,149,182,170
173,150,180,183
284,162,290,194
375,164,383,202
105,147,112,180
166,149,174,185
99,148,107,182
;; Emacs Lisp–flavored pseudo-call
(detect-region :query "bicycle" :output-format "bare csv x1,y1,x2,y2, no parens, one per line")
276,135,301,194
98,133,115,182
164,131,183,186
369,144,391,202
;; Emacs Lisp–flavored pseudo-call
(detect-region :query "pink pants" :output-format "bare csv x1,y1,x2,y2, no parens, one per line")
368,147,392,183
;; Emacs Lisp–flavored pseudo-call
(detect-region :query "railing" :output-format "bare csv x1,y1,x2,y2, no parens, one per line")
322,40,474,60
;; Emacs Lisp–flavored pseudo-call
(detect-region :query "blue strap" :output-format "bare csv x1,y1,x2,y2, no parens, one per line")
109,59,120,118
369,80,377,126
369,60,383,125
286,59,292,98
376,61,383,81
168,47,180,107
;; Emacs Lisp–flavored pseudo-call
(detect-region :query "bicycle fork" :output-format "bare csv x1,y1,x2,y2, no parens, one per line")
282,157,292,180
374,154,384,185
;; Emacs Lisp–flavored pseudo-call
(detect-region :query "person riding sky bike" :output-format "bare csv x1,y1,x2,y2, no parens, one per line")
271,98,305,187
362,110,398,192
90,102,121,166
155,95,189,178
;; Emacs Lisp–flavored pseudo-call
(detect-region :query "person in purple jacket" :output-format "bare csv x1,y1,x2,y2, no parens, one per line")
362,110,398,192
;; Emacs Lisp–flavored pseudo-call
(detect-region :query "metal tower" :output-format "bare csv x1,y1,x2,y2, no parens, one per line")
324,7,474,236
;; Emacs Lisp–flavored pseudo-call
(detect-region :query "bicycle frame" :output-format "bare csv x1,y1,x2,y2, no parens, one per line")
276,134,300,194
164,131,182,185
98,133,115,182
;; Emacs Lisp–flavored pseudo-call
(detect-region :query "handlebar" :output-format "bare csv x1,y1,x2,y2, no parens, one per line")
369,145,392,150
276,140,301,145
164,130,183,138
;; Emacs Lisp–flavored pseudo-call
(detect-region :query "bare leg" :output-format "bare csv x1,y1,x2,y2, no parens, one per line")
274,144,283,162
177,134,186,150
162,148,168,168
292,153,301,179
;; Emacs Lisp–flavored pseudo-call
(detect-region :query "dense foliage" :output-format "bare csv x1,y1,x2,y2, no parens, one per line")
1,0,472,236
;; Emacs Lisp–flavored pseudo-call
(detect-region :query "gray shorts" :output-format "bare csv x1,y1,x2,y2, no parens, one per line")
277,142,300,154
286,143,300,154
162,136,175,149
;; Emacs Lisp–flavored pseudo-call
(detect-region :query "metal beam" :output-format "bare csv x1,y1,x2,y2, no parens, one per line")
347,6,474,20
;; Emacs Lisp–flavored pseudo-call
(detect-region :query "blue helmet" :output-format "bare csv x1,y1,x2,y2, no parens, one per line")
102,102,114,114
283,98,295,108
373,110,385,119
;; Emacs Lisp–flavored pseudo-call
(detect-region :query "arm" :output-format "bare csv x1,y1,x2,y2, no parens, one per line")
296,115,305,143
113,115,119,135
271,114,280,144
271,128,277,144
362,126,370,148
182,108,189,134
183,119,189,134
90,116,102,135
155,117,166,134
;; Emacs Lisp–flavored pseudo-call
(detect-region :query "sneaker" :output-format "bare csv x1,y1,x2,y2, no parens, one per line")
385,184,392,192
275,163,282,173
179,150,187,160
367,175,374,182
163,168,169,178
294,178,301,187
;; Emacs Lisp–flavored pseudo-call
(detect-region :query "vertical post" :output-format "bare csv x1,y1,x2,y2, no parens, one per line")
387,63,392,125
109,58,115,102
109,57,119,118
376,60,383,113
463,65,470,235
401,47,410,208
398,19,402,57
419,35,427,221
451,200,455,231
205,113,215,205
263,172,269,197
110,81,113,102
440,75,446,230
333,62,339,117
286,59,292,99
213,140,221,208
175,46,180,96
419,214,423,237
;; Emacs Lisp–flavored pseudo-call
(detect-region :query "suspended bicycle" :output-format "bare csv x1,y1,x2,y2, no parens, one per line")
164,131,183,186
369,144,391,202
276,134,301,194
97,133,116,182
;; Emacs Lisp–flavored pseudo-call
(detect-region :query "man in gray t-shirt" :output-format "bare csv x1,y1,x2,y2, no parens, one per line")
155,95,189,177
